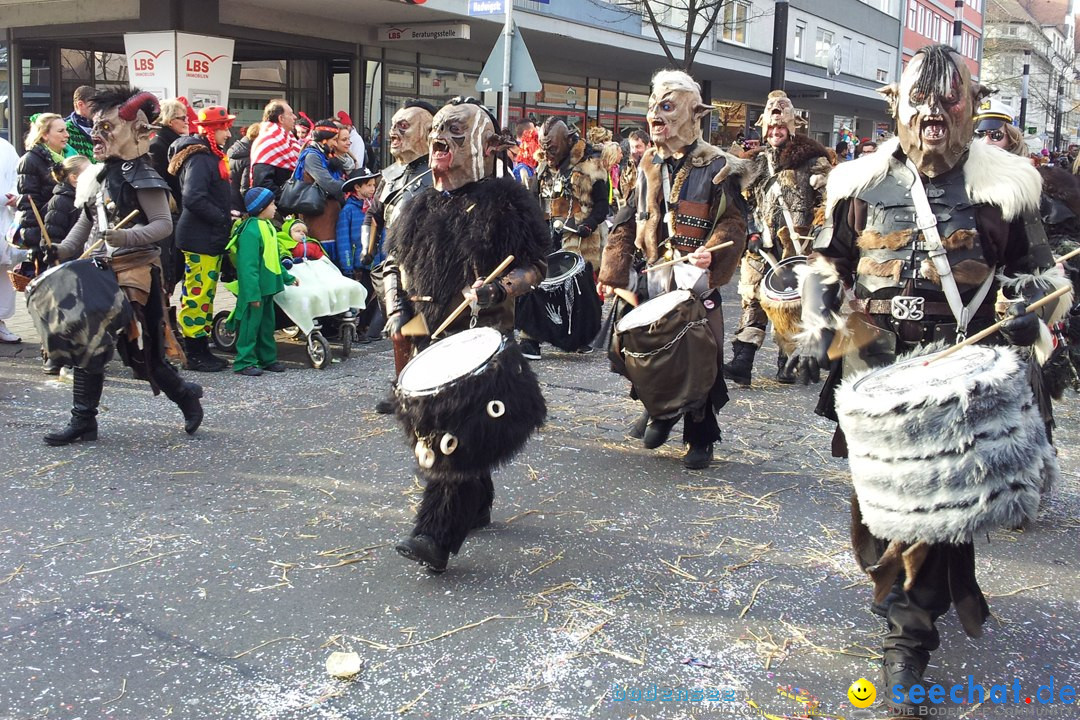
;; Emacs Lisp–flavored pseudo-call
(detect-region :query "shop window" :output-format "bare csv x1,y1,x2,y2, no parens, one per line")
0,43,8,142
19,50,53,143
387,64,417,93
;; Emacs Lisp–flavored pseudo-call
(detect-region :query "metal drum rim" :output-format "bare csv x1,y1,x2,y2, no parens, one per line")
540,250,586,289
397,327,507,398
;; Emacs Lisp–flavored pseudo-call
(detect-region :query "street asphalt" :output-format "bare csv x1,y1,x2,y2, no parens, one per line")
1,294,1078,720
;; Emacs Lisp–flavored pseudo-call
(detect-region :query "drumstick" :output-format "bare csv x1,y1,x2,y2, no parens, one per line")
1054,246,1080,265
78,210,141,260
759,249,781,273
431,254,515,339
925,284,1072,365
27,195,52,247
644,241,735,273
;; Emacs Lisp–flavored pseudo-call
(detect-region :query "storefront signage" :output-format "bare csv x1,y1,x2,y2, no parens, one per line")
377,23,471,41
469,0,505,14
124,32,235,109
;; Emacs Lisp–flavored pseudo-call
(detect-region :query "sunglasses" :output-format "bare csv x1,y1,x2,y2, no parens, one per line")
976,129,1005,141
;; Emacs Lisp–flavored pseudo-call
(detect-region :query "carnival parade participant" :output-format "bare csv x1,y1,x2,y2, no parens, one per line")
785,45,1068,715
43,87,204,445
519,118,609,360
382,96,548,573
599,70,747,469
368,99,436,414
725,90,833,386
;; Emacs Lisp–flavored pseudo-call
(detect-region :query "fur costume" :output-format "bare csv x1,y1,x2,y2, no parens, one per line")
387,176,549,335
836,343,1057,546
633,143,747,287
536,137,608,268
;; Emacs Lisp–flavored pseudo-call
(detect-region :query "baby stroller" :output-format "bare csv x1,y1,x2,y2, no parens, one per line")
211,253,367,369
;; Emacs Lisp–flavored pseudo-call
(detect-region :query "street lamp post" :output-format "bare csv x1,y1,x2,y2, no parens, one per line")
770,0,789,91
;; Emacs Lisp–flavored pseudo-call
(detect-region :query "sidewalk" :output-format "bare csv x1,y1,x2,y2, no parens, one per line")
0,278,235,360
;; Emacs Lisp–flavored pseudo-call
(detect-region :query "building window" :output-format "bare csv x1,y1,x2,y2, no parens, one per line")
917,5,925,36
815,28,834,67
841,36,852,73
794,22,806,60
853,40,866,75
877,49,891,82
908,0,917,30
721,1,750,45
941,16,951,44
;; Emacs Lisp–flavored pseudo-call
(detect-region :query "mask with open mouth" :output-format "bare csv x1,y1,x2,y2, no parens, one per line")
389,105,434,165
429,99,497,191
88,88,159,162
879,44,987,177
646,70,712,159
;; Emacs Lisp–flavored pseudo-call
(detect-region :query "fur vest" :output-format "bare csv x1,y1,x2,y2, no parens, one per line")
634,142,748,288
536,138,608,267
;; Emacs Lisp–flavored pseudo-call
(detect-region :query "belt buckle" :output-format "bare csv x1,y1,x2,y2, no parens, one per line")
890,295,925,321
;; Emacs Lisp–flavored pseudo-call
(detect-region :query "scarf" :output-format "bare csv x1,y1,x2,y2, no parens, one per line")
250,121,300,179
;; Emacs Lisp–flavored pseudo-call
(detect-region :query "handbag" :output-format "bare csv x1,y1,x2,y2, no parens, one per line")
278,158,326,216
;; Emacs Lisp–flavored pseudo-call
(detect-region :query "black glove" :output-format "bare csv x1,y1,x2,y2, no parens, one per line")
575,224,594,237
360,253,374,267
384,310,407,337
38,244,60,268
472,281,507,308
747,233,764,254
999,303,1041,346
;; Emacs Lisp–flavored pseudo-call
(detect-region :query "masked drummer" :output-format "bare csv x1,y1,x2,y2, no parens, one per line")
518,118,609,360
368,99,436,415
786,45,1070,715
45,87,204,445
381,96,548,573
725,90,833,386
599,70,747,470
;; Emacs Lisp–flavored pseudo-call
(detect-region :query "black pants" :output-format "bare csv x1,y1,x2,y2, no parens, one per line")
412,471,493,553
884,541,989,666
119,266,189,403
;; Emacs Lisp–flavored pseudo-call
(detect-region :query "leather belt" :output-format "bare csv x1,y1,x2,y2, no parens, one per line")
866,299,992,319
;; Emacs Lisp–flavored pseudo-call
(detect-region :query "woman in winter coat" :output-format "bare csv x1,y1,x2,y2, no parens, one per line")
44,155,91,244
149,98,192,296
16,113,70,253
168,105,236,372
228,122,259,213
296,119,347,262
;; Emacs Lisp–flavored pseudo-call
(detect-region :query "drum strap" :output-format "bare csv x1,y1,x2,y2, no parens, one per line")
621,317,709,359
905,159,995,340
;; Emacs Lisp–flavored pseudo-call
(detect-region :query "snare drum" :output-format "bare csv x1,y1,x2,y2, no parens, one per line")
26,258,132,373
516,250,602,351
836,344,1057,544
760,255,806,354
614,289,718,419
395,328,546,473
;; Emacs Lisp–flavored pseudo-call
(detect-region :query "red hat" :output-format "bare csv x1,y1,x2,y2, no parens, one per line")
336,110,354,127
195,105,236,132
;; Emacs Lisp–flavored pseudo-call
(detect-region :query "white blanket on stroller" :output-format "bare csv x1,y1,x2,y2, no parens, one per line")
274,257,367,335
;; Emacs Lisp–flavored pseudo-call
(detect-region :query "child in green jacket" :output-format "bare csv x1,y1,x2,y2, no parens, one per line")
229,188,298,376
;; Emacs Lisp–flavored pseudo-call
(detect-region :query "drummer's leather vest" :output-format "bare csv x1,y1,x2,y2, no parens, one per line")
666,157,727,255
378,155,431,231
99,158,171,227
537,162,577,224
855,163,993,299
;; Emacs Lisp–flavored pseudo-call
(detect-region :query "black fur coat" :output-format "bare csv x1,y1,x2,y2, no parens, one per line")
389,177,550,333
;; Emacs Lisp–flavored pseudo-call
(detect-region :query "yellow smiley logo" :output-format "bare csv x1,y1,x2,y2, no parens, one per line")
848,678,876,708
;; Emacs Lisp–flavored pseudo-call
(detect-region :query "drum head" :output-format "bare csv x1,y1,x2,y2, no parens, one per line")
398,327,505,396
544,251,586,286
616,289,693,333
762,256,806,302
851,345,1000,398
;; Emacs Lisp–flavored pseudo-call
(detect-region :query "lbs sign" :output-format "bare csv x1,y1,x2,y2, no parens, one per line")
124,32,235,108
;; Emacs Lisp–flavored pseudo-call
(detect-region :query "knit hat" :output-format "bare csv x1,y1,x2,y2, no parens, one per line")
336,110,354,127
245,187,274,215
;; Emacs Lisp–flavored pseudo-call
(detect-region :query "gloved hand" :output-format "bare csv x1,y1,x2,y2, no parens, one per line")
575,224,594,237
747,233,764,254
281,257,294,270
384,310,407,338
783,330,834,385
1000,302,1041,346
104,228,130,247
38,244,60,267
470,281,508,308
360,253,374,267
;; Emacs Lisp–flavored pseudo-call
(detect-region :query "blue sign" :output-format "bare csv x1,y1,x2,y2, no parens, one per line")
469,0,504,15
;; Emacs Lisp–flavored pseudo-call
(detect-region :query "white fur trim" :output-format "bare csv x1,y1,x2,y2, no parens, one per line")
824,137,1042,222
791,257,844,350
1033,321,1054,366
997,265,1074,325
75,164,106,210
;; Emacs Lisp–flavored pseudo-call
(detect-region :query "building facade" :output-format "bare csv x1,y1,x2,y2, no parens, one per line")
1,0,903,161
902,0,984,78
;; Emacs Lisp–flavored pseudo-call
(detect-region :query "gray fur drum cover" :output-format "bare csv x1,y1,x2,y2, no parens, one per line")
26,258,132,373
836,344,1058,544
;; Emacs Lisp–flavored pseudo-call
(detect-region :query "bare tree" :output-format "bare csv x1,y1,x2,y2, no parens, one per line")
596,0,772,72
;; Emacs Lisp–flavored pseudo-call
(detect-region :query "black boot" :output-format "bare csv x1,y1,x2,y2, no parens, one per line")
395,535,449,573
776,350,796,384
628,409,649,439
44,369,103,446
175,381,204,435
683,443,713,469
183,336,227,373
723,340,757,387
375,389,395,415
881,649,927,715
473,473,494,529
643,414,680,449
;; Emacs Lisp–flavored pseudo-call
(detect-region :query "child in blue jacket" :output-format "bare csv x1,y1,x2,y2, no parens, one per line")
334,168,380,279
